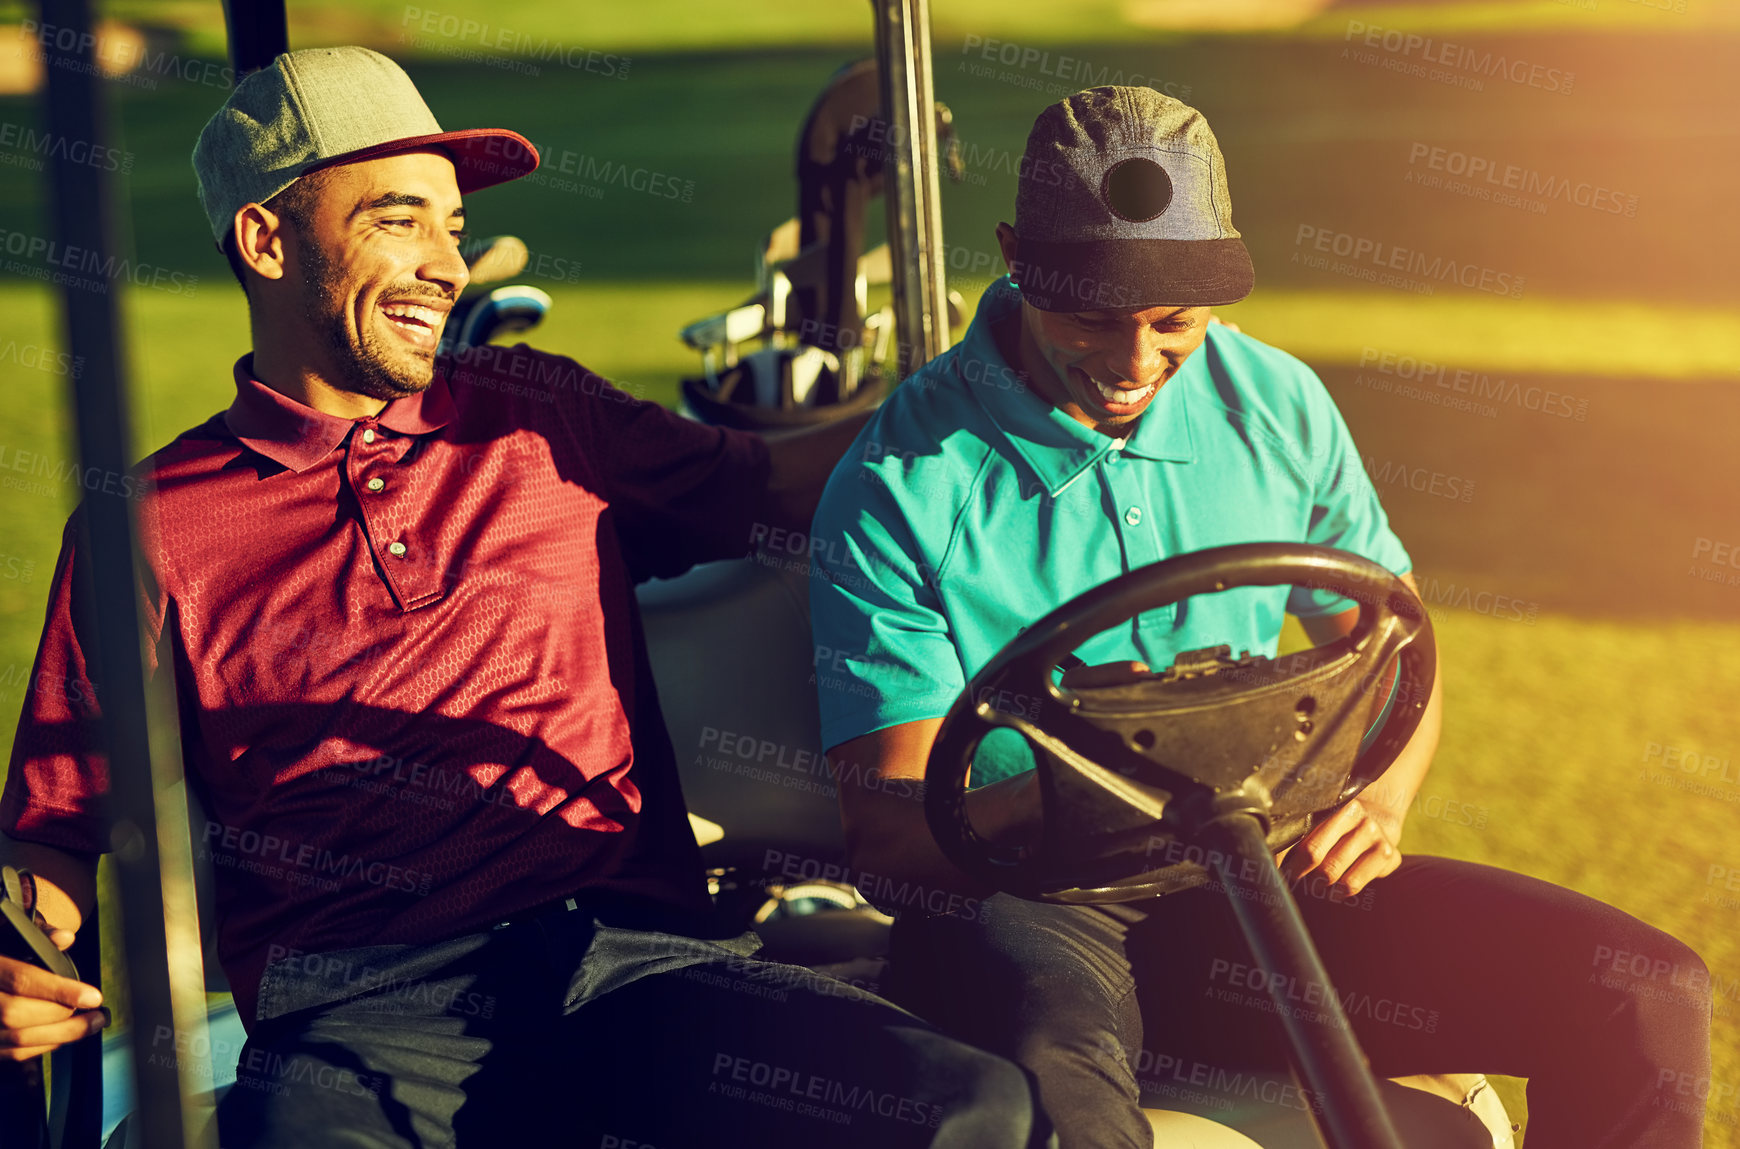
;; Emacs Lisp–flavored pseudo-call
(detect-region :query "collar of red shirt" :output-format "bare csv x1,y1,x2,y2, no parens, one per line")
223,355,457,473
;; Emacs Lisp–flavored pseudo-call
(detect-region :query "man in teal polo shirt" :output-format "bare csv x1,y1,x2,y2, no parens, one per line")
812,278,1410,789
810,87,1710,1148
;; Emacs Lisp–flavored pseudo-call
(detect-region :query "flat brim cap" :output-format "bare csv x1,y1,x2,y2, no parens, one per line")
193,46,539,244
1012,86,1253,311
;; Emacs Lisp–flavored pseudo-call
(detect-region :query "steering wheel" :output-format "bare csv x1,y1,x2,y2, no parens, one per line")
924,543,1435,904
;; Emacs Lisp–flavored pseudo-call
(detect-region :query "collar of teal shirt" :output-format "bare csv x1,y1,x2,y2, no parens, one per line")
951,278,1197,500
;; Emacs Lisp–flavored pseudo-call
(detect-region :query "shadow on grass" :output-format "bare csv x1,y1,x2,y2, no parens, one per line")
1317,363,1740,622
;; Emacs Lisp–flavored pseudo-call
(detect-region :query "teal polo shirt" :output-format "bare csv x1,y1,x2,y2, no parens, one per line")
809,277,1411,784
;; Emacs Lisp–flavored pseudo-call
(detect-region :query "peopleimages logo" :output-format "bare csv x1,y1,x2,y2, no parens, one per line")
463,135,693,203
1352,346,1589,422
1343,20,1576,95
956,34,1191,101
0,122,133,173
199,821,436,896
19,19,236,92
0,227,199,297
1207,957,1441,1033
399,6,630,78
1006,257,1141,310
0,444,149,501
760,848,987,923
1363,456,1476,504
710,1052,944,1129
1405,143,1638,218
0,340,83,379
1294,225,1524,299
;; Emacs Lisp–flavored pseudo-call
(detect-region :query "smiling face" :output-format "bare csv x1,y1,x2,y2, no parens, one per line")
995,222,1211,436
266,149,470,402
1014,302,1211,434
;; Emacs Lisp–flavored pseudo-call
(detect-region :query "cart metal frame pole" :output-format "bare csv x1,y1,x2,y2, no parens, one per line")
36,2,212,1145
1203,813,1405,1149
221,0,290,78
870,0,950,379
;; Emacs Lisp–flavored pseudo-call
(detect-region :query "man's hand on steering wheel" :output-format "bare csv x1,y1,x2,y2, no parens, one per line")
1280,797,1401,900
1057,658,1405,902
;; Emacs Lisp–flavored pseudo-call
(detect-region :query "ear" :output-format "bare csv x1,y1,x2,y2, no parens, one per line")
232,203,289,284
994,222,1019,280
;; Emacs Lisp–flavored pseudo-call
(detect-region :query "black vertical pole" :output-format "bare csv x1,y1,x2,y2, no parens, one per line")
221,0,290,79
1204,814,1405,1149
35,3,201,1146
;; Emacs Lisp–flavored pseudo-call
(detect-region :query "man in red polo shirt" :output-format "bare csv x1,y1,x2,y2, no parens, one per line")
0,47,1050,1147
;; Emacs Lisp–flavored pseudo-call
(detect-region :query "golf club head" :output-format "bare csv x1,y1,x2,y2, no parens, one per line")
440,284,554,356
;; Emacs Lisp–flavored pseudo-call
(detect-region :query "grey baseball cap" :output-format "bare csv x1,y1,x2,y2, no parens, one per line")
1011,86,1254,312
193,46,539,245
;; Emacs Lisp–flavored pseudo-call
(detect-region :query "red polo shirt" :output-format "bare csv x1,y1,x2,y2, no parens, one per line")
2,343,770,1026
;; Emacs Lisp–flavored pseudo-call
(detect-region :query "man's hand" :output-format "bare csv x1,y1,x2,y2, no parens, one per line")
0,843,104,1061
1279,797,1400,900
1058,655,1402,901
1281,571,1441,902
0,928,106,1061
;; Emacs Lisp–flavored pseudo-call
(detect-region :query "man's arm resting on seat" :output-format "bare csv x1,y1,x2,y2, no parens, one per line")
1281,571,1443,899
759,410,874,533
0,834,105,1060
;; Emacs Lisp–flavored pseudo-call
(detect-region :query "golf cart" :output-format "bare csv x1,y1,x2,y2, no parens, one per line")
9,0,1511,1144
641,527,1516,1148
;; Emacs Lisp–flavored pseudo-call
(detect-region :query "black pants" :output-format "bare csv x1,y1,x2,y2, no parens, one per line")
887,855,1712,1149
214,907,1053,1148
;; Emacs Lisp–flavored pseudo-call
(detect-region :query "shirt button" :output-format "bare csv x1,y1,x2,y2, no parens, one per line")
1124,507,1144,527
366,477,385,492
387,541,407,557
1107,450,1121,464
362,429,377,444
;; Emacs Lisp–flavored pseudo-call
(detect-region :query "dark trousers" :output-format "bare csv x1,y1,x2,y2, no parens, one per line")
887,855,1713,1149
214,908,1053,1148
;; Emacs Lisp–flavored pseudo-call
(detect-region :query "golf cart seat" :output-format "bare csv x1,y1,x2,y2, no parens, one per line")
636,553,1515,1147
639,552,845,875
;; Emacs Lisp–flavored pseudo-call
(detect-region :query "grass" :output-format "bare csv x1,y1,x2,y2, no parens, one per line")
2,16,1739,1141
1215,291,1740,380
1407,611,1740,1138
17,0,1734,57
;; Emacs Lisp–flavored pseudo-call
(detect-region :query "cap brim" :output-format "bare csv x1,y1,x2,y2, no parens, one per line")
1013,237,1254,312
303,128,540,193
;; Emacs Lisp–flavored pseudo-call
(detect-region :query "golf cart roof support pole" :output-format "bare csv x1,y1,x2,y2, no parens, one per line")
221,0,289,79
1202,814,1404,1149
35,2,213,1146
871,0,950,379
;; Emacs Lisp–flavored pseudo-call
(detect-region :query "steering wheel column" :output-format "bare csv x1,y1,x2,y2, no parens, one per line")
925,543,1435,1149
